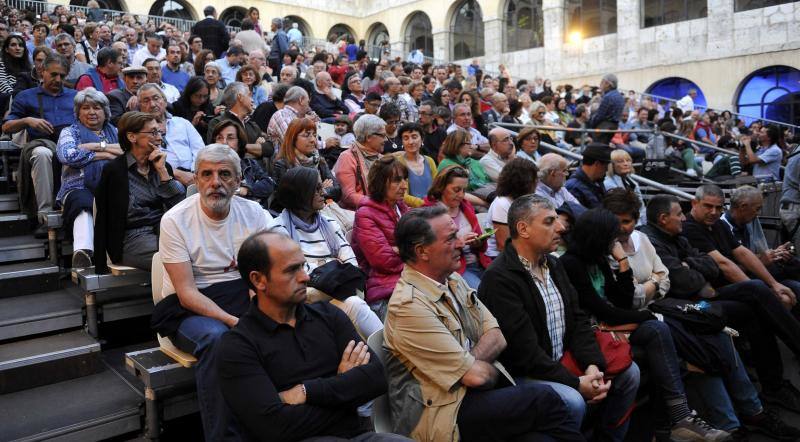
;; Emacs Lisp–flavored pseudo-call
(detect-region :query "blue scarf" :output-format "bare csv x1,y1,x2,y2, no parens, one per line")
279,209,340,258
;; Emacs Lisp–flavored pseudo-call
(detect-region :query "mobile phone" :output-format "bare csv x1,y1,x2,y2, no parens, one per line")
477,228,496,241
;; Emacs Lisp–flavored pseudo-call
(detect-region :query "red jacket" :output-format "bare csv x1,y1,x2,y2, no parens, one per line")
352,197,409,303
423,198,492,273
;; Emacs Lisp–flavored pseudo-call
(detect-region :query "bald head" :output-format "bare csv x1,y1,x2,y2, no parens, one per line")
280,65,297,83
489,128,514,158
538,153,570,190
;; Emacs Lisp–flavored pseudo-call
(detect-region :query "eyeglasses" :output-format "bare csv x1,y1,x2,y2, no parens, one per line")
137,129,166,138
370,132,388,139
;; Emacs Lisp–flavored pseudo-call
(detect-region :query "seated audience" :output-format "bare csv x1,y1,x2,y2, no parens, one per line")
780,146,800,252
94,112,185,272
268,167,382,338
334,114,386,211
108,66,147,125
560,208,727,441
203,62,224,105
161,43,190,93
535,153,580,208
151,144,272,441
143,58,180,103
515,126,541,163
604,149,645,225
75,47,123,92
447,103,490,156
418,100,447,160
721,185,800,296
252,83,289,133
14,46,50,94
267,85,320,153
384,206,583,441
479,127,516,182
478,194,640,441
208,82,272,161
218,231,410,442
171,76,214,141
351,156,409,318
2,53,76,237
740,124,783,181
273,118,341,202
379,103,403,154
641,194,800,417
343,72,365,114
423,166,491,289
235,64,267,107
393,122,437,207
565,143,610,209
485,157,539,258
310,71,348,122
438,128,494,204
331,115,356,149
57,88,122,268
0,34,32,95
138,83,204,186
211,120,275,208
53,33,90,89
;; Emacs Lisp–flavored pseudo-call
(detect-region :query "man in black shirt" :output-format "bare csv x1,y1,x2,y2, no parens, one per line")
218,232,409,442
419,101,446,161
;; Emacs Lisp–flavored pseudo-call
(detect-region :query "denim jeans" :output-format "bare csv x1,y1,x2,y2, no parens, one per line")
711,279,800,390
684,332,762,432
461,262,484,290
522,362,640,442
628,320,687,409
457,381,584,442
174,315,240,441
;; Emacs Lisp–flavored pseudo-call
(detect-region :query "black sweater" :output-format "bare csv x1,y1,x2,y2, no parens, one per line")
559,252,655,325
478,242,605,390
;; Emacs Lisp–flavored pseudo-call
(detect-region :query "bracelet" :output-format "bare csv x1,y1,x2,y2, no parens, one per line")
616,256,629,263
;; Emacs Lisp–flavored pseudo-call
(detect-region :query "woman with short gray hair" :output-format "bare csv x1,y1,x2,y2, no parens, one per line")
333,114,387,210
56,87,123,268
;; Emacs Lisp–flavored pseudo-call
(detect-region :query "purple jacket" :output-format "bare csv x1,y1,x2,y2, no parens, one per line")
352,197,409,303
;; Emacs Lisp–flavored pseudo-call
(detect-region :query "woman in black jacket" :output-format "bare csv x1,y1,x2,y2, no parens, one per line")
561,209,726,441
171,76,215,142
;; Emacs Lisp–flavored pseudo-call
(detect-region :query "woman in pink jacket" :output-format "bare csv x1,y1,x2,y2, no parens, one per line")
352,156,409,319
333,114,387,210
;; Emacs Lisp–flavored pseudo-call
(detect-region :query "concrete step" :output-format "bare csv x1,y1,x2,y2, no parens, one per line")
0,213,30,238
0,367,142,441
0,260,61,298
0,193,20,212
0,286,84,341
0,330,101,394
0,235,46,264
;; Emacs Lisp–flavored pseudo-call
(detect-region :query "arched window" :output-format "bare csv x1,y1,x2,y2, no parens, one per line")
405,12,433,57
642,0,706,27
368,24,390,61
284,16,312,38
735,0,795,12
737,65,800,126
504,0,543,52
328,24,356,43
70,0,125,12
566,0,617,39
451,0,484,60
219,7,247,28
149,0,194,21
646,77,707,108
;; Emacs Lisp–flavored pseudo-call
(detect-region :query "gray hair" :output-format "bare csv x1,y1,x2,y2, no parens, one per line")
507,194,557,239
602,73,618,89
353,114,386,143
221,82,250,107
74,87,111,123
538,153,568,179
43,53,70,73
54,32,76,45
730,185,762,208
694,184,724,201
271,17,283,28
204,62,222,74
194,143,242,178
380,71,395,81
283,85,308,104
280,65,297,79
137,83,166,101
452,102,471,116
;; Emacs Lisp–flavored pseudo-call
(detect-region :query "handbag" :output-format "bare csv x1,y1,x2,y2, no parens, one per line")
649,298,726,335
560,327,634,377
307,260,366,301
321,201,354,235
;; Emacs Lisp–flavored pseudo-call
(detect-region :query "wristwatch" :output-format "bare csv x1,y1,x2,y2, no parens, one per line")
99,141,107,151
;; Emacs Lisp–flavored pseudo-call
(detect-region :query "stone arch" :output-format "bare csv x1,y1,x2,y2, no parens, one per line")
327,23,358,43
284,15,313,39
503,0,543,52
735,65,800,126
449,0,485,60
366,22,390,60
646,77,708,108
219,6,247,28
148,0,197,21
402,11,433,57
70,0,127,12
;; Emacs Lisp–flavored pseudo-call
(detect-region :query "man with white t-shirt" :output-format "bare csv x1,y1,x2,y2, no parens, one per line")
151,144,272,441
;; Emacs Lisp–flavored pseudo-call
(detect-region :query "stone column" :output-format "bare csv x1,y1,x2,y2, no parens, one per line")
482,18,503,72
707,0,735,55
542,0,565,78
616,0,641,65
433,31,449,63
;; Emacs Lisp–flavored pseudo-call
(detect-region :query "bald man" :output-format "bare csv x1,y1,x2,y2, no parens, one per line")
381,76,414,122
535,153,581,208
310,71,348,122
480,127,516,181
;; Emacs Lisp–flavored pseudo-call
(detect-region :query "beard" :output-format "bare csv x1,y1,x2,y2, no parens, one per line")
201,188,233,215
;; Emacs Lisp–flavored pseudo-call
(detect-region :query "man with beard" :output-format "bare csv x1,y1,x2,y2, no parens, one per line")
151,144,272,442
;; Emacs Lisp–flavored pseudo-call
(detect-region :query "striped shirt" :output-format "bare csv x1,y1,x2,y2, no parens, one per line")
519,255,566,361
268,213,357,274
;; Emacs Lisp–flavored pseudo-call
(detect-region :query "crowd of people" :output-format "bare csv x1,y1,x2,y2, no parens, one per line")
2,2,800,441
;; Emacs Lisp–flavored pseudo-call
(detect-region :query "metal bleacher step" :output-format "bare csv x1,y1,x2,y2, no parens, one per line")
0,330,101,394
0,260,61,298
0,285,84,341
0,235,46,264
0,193,19,212
0,213,29,238
0,366,142,441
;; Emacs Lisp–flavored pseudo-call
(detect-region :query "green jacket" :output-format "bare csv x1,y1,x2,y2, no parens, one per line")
439,156,490,191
